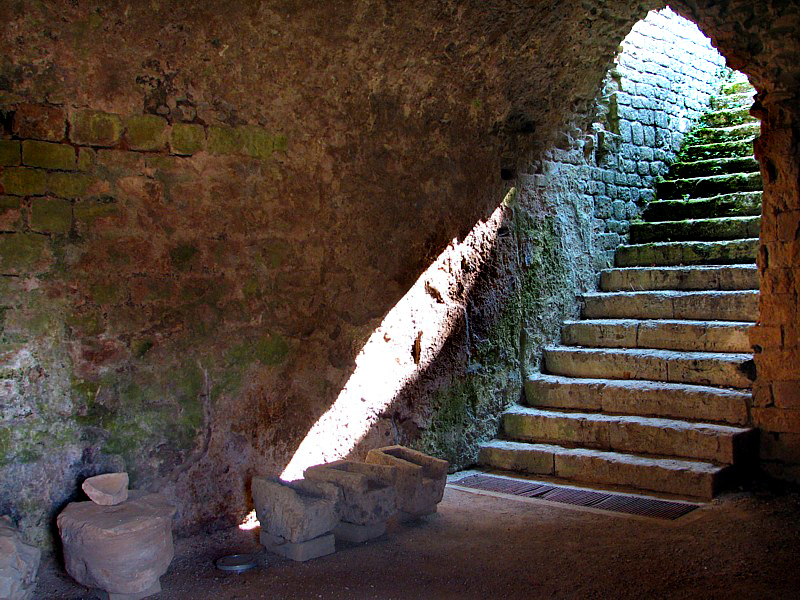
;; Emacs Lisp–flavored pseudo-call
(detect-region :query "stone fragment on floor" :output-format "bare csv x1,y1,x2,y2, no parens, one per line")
0,516,40,600
251,476,340,561
304,460,397,541
82,472,129,506
57,491,176,600
366,445,449,518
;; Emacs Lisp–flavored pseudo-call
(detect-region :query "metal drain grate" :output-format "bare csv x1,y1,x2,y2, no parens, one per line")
451,474,700,520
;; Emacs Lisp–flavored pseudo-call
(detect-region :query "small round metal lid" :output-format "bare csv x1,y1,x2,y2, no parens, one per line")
215,553,258,573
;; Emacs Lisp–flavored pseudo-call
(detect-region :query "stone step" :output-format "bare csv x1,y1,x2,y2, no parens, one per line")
524,373,750,425
700,106,756,128
664,157,759,180
614,238,758,267
582,290,758,321
721,80,754,95
711,92,754,111
478,439,730,499
687,122,759,145
599,265,758,292
501,406,755,464
657,171,762,200
643,191,761,222
561,319,753,353
543,346,754,388
679,139,756,162
629,216,761,244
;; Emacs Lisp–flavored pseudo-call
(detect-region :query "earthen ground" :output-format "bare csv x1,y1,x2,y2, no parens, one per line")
37,480,800,599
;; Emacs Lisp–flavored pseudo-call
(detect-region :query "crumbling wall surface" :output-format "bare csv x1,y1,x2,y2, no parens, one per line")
0,0,658,546
671,0,800,482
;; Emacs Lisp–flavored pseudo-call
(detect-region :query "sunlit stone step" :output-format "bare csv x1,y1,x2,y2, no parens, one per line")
710,91,754,111
543,346,754,388
629,216,760,244
561,319,753,353
679,139,756,162
501,406,755,463
524,374,750,425
582,290,758,322
699,106,756,128
614,238,758,267
478,439,729,499
687,122,759,145
664,156,759,180
599,265,758,292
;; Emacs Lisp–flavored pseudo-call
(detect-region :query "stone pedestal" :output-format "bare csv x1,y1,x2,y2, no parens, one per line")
366,445,449,518
0,516,40,600
304,460,397,541
252,476,339,561
57,491,175,600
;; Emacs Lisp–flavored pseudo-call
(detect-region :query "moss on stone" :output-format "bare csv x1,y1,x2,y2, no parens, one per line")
132,338,154,358
30,197,72,234
70,110,122,147
21,140,77,170
207,125,243,155
254,334,290,365
169,243,199,270
0,427,10,466
170,123,206,155
124,114,168,151
74,199,119,224
239,125,274,159
0,234,50,273
46,171,92,198
1,168,47,196
0,140,21,166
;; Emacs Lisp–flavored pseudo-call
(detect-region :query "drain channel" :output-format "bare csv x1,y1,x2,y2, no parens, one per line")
450,474,700,520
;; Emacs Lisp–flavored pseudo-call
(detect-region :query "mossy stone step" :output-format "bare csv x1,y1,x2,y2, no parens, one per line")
664,157,759,180
501,406,754,464
657,171,762,200
599,265,758,292
700,106,756,128
686,122,759,145
711,92,755,111
629,216,760,244
614,238,759,267
721,80,755,95
477,439,730,499
679,139,755,162
582,289,758,322
524,374,751,426
642,192,761,222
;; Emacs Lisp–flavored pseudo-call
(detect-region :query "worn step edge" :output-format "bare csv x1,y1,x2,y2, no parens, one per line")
614,238,759,268
543,345,754,389
582,290,759,322
629,216,761,244
561,318,753,353
599,265,758,292
501,406,754,464
664,156,759,180
478,440,728,499
679,139,756,162
524,373,750,425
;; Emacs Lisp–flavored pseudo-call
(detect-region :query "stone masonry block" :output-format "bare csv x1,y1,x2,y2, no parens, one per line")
207,126,243,155
239,125,274,159
31,197,72,234
123,115,168,151
0,140,21,166
251,476,339,544
333,520,385,543
22,141,76,170
0,234,51,274
70,110,123,147
13,104,66,141
47,172,93,199
170,124,206,155
365,445,448,517
304,460,397,526
1,168,46,196
260,531,335,562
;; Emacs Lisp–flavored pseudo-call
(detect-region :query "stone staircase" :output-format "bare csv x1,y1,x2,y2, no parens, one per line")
479,74,762,500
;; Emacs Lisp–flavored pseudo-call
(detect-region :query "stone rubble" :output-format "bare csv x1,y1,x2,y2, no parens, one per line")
0,516,40,600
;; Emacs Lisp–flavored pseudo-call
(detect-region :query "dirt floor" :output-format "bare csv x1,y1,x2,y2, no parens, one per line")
37,475,800,599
